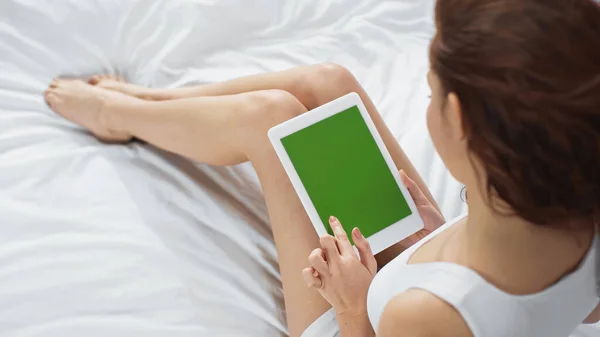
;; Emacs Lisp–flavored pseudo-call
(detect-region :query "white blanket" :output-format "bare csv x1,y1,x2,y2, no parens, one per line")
1,0,594,336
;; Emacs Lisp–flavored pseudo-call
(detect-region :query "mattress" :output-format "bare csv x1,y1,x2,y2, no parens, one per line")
0,0,595,336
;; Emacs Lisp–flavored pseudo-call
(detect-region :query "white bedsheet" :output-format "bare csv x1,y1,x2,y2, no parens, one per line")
0,0,595,336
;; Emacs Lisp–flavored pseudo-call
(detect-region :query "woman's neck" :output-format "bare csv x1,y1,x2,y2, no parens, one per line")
455,186,594,294
464,186,591,246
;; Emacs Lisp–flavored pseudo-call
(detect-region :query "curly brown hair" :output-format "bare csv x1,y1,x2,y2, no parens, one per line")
430,0,600,226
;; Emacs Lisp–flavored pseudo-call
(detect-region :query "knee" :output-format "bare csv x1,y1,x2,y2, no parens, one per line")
298,63,360,107
313,63,356,85
243,89,308,131
237,90,307,161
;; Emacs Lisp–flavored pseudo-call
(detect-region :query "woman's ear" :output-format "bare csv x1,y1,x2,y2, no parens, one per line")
446,92,465,140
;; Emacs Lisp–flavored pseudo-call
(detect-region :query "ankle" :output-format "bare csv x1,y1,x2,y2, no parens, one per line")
98,96,135,135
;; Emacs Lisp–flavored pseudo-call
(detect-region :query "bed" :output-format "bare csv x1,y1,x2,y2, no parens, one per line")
0,0,597,336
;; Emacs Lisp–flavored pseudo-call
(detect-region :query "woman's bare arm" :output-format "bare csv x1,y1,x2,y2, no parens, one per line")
584,303,600,324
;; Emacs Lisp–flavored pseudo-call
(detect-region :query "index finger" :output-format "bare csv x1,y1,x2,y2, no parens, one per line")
329,216,353,256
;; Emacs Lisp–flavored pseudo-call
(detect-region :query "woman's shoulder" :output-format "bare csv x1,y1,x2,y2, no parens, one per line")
377,289,473,337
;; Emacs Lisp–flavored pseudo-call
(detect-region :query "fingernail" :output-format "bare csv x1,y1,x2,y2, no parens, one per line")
400,169,405,174
329,216,337,223
356,228,364,238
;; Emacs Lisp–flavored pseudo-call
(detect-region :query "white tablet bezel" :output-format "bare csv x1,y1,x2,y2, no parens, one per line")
268,92,423,254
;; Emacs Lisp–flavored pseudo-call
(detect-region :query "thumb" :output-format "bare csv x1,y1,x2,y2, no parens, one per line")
352,227,377,274
400,169,430,207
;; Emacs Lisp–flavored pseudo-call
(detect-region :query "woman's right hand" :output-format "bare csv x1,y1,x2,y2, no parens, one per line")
399,170,446,247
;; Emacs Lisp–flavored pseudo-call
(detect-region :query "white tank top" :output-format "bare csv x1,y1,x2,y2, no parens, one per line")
367,216,600,337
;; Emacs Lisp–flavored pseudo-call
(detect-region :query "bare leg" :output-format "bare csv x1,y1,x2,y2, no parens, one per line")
92,64,440,264
92,65,438,208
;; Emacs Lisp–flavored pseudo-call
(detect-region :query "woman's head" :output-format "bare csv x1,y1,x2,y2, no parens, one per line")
427,0,600,226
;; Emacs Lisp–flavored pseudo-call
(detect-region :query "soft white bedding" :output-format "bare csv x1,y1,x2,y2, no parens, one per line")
0,0,595,336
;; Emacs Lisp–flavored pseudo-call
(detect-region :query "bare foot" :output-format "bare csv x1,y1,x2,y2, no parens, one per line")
45,79,140,142
88,75,163,100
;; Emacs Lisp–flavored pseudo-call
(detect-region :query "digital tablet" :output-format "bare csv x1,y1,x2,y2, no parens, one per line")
268,92,423,254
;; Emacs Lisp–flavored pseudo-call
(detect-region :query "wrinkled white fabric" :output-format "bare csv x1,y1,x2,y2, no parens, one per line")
2,1,590,337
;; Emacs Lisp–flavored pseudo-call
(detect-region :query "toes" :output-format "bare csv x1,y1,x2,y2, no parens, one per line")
89,74,122,85
50,78,74,89
44,92,58,106
88,75,101,85
49,79,60,89
43,87,63,107
43,88,53,99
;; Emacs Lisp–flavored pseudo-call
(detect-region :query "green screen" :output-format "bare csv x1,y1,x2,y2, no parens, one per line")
281,106,412,244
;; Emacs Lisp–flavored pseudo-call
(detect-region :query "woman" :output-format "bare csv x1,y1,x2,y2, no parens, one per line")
43,0,600,336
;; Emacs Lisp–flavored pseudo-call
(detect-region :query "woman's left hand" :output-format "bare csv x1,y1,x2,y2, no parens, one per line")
399,170,446,247
302,216,377,316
